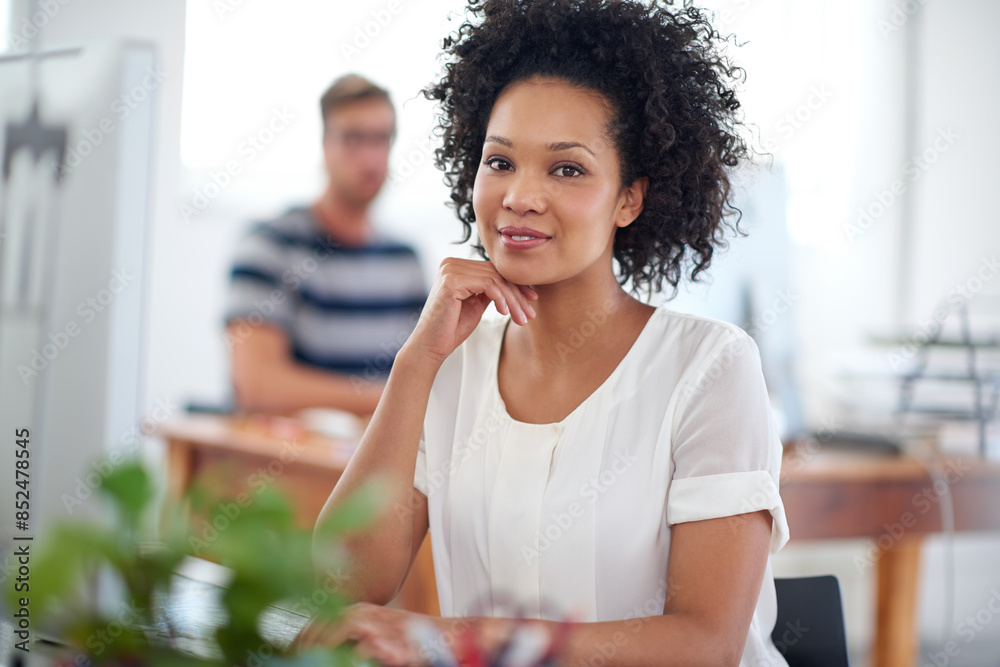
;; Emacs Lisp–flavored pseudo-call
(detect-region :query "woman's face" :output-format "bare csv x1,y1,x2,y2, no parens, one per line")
472,75,645,288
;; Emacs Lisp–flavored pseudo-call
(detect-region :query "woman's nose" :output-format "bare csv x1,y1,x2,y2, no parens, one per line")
502,171,549,216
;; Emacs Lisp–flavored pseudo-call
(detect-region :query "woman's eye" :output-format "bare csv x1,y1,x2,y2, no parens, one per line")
485,157,513,171
555,164,584,177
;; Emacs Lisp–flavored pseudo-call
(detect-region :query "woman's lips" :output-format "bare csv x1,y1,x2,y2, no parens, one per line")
499,226,550,250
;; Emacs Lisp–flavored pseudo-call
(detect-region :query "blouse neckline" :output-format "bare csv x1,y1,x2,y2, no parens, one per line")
491,307,662,428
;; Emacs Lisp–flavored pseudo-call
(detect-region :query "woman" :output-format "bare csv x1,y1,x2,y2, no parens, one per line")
301,1,789,664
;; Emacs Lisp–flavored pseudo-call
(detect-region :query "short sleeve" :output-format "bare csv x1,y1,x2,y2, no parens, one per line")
223,224,295,333
414,428,429,497
666,329,789,553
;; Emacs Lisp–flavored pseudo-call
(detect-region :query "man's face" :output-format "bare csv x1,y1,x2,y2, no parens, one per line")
322,97,395,208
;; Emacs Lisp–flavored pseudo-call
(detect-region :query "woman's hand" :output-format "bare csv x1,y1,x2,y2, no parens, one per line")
403,258,537,365
295,602,427,666
295,604,526,667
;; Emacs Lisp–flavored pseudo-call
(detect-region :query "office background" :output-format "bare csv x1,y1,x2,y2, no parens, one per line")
2,0,998,663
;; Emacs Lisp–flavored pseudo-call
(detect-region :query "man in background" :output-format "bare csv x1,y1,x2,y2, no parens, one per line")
223,74,426,417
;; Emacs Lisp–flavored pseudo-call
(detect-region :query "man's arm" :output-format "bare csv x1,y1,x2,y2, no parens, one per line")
228,322,383,417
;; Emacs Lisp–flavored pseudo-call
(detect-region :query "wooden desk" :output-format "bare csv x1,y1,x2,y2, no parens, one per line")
158,414,440,616
780,446,1000,667
160,416,1000,667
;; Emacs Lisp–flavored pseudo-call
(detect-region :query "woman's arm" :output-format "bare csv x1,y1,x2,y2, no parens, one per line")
554,509,773,667
303,510,773,666
311,350,438,604
312,258,537,604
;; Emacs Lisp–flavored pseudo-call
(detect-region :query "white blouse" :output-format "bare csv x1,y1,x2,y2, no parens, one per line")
413,308,790,666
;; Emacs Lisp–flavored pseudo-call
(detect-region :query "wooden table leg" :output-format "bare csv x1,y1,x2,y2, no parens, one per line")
162,437,196,534
873,535,923,667
165,437,195,501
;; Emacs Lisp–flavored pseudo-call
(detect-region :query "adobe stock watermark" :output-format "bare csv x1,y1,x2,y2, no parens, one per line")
681,288,795,402
760,85,834,153
4,0,73,53
393,404,507,524
854,459,971,573
386,135,436,190
922,588,1000,667
179,106,295,223
623,578,679,631
844,126,959,243
410,616,474,666
887,255,1000,371
710,0,751,30
53,66,167,178
878,0,927,39
60,396,180,514
187,438,306,555
224,244,336,350
743,620,811,666
350,312,420,392
772,619,810,657
724,473,780,535
212,0,250,21
725,416,842,535
554,300,616,363
575,578,681,667
339,0,406,64
83,600,143,659
17,269,136,386
778,415,841,482
681,336,751,401
287,566,352,618
744,288,797,340
55,600,145,667
238,643,281,667
521,449,639,565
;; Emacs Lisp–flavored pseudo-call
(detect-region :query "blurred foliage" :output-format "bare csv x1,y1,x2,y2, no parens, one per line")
4,459,384,666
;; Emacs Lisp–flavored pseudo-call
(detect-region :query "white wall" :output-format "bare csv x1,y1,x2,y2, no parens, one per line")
7,0,189,429
910,0,1000,322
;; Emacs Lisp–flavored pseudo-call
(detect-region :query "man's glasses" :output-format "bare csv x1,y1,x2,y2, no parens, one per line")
326,129,394,150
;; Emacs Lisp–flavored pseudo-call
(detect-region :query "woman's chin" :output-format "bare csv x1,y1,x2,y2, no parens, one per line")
491,261,545,289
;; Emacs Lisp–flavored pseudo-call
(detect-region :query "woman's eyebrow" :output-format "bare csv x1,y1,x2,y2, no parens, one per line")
484,134,513,147
483,135,596,157
547,141,596,157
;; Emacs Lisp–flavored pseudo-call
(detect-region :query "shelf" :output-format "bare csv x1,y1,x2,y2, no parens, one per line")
896,406,997,420
869,335,1000,349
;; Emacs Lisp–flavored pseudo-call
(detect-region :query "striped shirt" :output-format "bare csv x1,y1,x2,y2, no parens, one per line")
224,207,426,381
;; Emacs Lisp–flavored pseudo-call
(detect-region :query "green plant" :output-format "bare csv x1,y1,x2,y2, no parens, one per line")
5,460,382,666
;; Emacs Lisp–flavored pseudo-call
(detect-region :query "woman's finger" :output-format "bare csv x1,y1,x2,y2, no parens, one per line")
481,283,510,317
295,605,375,650
441,258,536,324
499,279,534,325
294,617,340,648
518,283,540,301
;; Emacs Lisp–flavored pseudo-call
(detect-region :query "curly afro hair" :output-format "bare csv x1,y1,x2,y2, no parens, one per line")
421,0,751,296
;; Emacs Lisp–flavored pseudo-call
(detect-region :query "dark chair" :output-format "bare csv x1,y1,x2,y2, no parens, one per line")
771,575,850,667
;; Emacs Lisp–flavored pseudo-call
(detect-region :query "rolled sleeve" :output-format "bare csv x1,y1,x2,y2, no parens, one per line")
667,470,788,553
666,329,790,553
